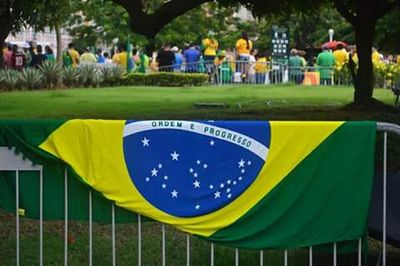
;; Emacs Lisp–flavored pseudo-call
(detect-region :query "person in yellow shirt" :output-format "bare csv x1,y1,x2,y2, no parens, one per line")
255,52,269,84
202,34,219,74
372,47,381,65
63,43,80,68
333,44,348,71
112,46,128,69
236,32,253,59
68,43,80,67
235,32,253,82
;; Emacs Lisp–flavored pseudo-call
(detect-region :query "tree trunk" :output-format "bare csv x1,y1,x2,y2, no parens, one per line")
55,24,63,64
353,21,375,105
0,18,12,68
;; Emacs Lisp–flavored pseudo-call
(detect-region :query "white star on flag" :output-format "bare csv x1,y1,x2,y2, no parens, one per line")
209,184,214,189
214,191,221,199
145,177,150,182
203,164,208,169
210,140,215,146
248,161,252,166
238,159,245,168
171,190,178,198
196,160,201,165
162,184,167,189
189,168,194,173
164,175,169,180
141,137,150,147
170,151,180,161
151,168,158,177
241,169,246,174
195,204,200,210
158,163,163,169
193,180,200,188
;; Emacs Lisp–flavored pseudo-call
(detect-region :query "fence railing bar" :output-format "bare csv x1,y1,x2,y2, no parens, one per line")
259,250,264,266
333,242,337,266
358,238,362,266
138,214,142,266
15,170,20,266
309,246,313,266
89,190,93,266
210,243,214,266
162,224,166,266
235,248,239,266
284,250,288,266
111,203,116,266
383,131,387,266
64,168,68,266
186,234,190,266
39,169,43,266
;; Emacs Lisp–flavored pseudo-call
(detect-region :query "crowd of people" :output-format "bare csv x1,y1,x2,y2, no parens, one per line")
3,32,400,86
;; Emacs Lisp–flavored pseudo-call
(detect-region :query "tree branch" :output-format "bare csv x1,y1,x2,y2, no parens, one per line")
375,0,400,19
333,0,357,25
111,0,211,38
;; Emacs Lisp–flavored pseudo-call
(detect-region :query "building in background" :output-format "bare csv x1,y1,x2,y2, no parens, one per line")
5,27,73,56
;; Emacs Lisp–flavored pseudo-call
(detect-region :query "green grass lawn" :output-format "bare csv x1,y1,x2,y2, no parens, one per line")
0,84,397,122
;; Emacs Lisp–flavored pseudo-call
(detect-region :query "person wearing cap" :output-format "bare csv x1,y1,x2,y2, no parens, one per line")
80,47,97,64
171,46,183,72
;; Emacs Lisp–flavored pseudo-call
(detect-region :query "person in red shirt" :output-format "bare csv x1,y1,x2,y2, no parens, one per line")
11,45,26,70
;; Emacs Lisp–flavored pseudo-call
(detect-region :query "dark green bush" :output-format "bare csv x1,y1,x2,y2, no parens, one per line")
125,72,209,87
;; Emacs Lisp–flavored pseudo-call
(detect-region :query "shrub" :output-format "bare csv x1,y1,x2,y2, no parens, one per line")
125,72,209,87
62,67,80,88
38,61,63,89
79,65,102,88
0,69,20,91
100,66,126,86
19,68,44,90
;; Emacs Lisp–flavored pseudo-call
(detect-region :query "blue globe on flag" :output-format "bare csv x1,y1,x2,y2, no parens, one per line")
123,120,270,218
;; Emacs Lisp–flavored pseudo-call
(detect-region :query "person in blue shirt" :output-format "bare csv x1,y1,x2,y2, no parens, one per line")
96,49,105,64
171,46,183,72
183,43,201,73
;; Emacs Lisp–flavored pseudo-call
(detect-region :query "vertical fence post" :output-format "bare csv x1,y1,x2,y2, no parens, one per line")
284,250,288,266
309,246,313,266
138,214,142,266
383,131,387,266
111,203,116,266
358,238,362,266
333,242,337,266
64,168,68,266
186,234,190,266
235,248,239,266
162,224,166,266
89,190,93,266
210,243,214,266
39,169,43,266
259,250,264,266
15,170,20,266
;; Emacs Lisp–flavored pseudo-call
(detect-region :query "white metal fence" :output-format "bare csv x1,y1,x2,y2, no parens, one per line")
0,122,398,265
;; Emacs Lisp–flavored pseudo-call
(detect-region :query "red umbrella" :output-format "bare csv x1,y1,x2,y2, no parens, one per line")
321,41,348,50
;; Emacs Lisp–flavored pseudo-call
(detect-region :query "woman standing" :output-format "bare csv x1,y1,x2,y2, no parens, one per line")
235,32,253,82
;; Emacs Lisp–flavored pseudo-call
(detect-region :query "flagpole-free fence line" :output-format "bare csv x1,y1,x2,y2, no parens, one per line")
1,122,398,266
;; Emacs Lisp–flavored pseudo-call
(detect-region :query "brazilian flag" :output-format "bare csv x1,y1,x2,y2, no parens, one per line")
0,120,376,249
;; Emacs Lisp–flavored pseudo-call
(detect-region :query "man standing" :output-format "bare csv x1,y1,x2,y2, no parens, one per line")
80,47,98,65
63,43,80,68
289,49,306,84
156,44,175,72
10,45,26,70
317,47,336,85
183,43,201,73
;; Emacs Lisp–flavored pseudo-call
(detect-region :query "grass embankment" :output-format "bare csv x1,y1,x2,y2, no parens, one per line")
0,84,397,122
